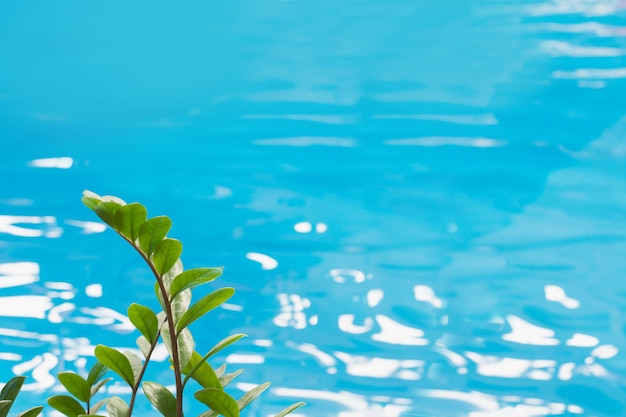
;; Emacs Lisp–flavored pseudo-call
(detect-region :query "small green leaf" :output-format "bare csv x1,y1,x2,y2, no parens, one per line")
16,406,43,417
137,335,153,358
86,361,108,387
81,190,102,210
162,258,183,291
115,203,147,242
214,364,226,377
194,388,239,417
143,382,176,417
169,267,223,301
123,351,144,386
152,239,182,277
176,287,234,333
128,303,159,344
273,402,306,417
155,259,187,316
182,351,222,390
106,396,128,417
219,369,243,388
94,201,122,229
0,376,25,403
237,382,270,411
94,345,135,387
90,377,112,397
138,216,172,256
57,372,91,403
47,395,87,417
205,334,246,360
161,326,194,370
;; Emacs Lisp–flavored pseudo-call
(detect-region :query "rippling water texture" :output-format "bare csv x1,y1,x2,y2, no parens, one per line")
2,1,626,416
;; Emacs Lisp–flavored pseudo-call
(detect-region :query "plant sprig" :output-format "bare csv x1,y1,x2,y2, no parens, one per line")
69,190,306,417
1,191,304,417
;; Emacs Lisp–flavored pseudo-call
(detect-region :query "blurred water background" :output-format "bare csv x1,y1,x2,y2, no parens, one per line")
2,0,626,416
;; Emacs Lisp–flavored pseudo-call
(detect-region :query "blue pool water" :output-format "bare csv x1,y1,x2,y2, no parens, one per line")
2,1,626,416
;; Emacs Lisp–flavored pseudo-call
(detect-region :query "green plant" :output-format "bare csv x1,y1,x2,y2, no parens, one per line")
1,191,304,417
0,376,43,417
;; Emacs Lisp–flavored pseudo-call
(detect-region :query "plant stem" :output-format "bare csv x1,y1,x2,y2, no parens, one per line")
121,235,184,417
155,276,184,417
128,333,159,417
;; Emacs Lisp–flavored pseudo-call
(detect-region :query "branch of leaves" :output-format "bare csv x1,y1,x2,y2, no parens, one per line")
47,361,110,417
79,191,306,417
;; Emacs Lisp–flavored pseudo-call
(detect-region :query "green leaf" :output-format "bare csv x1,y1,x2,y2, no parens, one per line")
176,287,234,333
115,203,147,242
0,375,25,402
0,376,24,417
182,351,222,390
194,388,239,417
47,395,87,417
123,351,144,386
16,406,43,417
161,325,194,370
143,382,176,417
214,364,226,378
219,369,243,388
237,382,270,411
128,303,159,344
154,259,187,315
273,402,306,417
86,361,108,387
0,402,11,416
162,258,183,291
137,335,152,358
152,238,182,277
182,334,244,388
94,345,135,387
105,396,128,417
57,372,91,403
138,216,172,256
205,334,246,360
90,377,112,397
94,201,122,229
81,190,102,210
169,267,223,301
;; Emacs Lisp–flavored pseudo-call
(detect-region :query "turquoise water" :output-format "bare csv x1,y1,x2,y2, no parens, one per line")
2,1,626,416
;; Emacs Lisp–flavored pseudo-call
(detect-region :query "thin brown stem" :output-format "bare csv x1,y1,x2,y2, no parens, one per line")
127,332,160,417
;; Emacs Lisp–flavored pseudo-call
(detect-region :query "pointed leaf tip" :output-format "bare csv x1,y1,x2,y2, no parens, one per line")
169,267,223,301
16,406,44,417
57,372,90,403
176,287,234,333
152,238,183,276
128,303,159,344
47,396,86,417
115,203,148,242
94,345,135,387
274,402,306,417
138,216,172,256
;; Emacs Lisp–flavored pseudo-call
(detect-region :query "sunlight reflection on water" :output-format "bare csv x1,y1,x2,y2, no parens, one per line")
1,0,626,415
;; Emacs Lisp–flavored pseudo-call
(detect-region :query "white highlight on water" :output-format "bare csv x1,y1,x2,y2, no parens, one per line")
28,157,74,169
246,252,278,270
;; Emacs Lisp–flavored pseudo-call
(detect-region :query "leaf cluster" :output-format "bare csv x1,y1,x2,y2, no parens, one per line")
2,191,304,417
